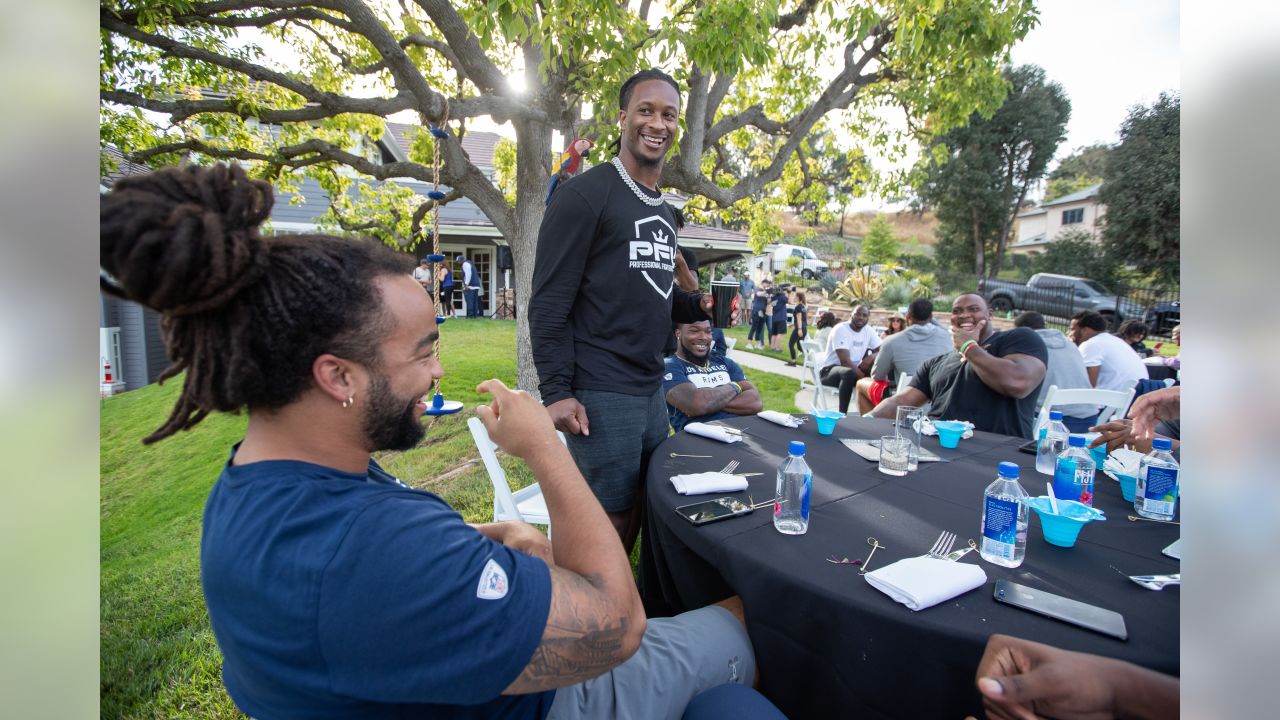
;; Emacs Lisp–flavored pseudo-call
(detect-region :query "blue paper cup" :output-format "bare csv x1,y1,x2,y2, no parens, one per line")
810,409,844,435
934,421,968,449
1083,433,1107,467
1025,497,1105,547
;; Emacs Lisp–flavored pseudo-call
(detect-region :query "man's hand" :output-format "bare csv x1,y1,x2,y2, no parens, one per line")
475,379,565,457
953,317,985,351
969,634,1119,720
967,634,1177,720
1128,386,1179,440
546,397,590,436
1087,419,1155,454
472,521,554,565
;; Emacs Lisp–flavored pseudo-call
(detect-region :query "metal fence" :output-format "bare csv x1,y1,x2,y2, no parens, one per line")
972,276,1180,340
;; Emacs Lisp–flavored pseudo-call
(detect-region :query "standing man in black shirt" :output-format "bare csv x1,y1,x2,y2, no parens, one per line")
529,69,714,550
869,293,1048,438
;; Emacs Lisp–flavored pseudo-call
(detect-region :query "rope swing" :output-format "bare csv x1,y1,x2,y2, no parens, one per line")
422,100,463,416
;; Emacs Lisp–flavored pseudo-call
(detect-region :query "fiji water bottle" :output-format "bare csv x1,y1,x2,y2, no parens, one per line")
1135,438,1179,521
1053,435,1096,506
774,441,812,535
980,462,1029,568
1035,411,1069,475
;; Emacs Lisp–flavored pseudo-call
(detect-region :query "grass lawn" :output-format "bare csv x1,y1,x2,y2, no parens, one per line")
724,324,802,364
100,319,800,718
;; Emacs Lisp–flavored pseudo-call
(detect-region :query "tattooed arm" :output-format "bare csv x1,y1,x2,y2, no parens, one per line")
475,380,647,694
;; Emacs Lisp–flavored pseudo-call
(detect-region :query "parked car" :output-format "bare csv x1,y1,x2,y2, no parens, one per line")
1144,300,1181,335
978,273,1144,329
753,243,830,280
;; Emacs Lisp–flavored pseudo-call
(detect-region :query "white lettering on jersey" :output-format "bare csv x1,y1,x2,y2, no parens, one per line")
686,366,731,389
476,558,509,600
629,215,676,298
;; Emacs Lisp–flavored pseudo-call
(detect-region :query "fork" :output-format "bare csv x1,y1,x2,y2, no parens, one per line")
926,531,956,559
718,460,740,474
944,539,977,561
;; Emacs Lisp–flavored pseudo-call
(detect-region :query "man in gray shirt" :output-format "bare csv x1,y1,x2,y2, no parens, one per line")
1014,311,1098,431
855,299,953,414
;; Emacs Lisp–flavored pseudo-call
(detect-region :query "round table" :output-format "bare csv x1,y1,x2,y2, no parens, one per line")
640,415,1179,719
1144,357,1179,381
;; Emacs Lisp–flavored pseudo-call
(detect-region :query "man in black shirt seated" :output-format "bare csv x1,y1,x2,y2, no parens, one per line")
869,293,1048,438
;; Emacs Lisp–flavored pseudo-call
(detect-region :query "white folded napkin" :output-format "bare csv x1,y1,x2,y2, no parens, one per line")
1103,447,1144,476
915,418,975,439
669,472,749,495
684,422,743,443
758,410,800,428
865,556,988,611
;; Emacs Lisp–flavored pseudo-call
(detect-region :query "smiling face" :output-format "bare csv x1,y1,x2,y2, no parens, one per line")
675,320,714,361
951,294,992,340
360,275,444,451
849,305,870,332
619,79,680,170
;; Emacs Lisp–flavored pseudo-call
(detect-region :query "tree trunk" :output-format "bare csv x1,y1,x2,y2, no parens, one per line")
510,118,553,395
990,182,1030,278
971,207,985,278
838,204,848,237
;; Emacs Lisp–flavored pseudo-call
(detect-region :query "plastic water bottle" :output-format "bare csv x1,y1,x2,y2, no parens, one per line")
1053,435,1096,506
980,461,1029,568
1135,438,1179,521
1035,411,1069,475
774,441,812,535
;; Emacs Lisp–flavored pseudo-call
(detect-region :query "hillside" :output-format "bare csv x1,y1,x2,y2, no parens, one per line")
779,209,939,246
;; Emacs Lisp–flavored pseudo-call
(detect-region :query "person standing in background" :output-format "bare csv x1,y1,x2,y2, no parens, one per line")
768,284,788,352
436,261,455,318
459,254,481,318
786,290,808,366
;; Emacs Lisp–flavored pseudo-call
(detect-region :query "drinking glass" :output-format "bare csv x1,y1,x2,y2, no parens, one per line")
895,405,923,472
879,435,909,477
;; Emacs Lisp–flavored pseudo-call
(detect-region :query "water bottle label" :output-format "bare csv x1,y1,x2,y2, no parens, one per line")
1144,466,1178,501
800,473,812,519
1075,466,1095,506
1053,459,1081,502
983,496,1018,545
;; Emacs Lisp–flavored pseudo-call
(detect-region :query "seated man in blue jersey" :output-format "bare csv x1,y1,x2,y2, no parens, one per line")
99,163,762,720
664,320,763,432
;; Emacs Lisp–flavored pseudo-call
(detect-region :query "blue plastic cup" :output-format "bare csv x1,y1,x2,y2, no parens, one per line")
1025,497,1106,547
1117,472,1138,502
810,409,845,435
933,420,968,449
1083,433,1107,467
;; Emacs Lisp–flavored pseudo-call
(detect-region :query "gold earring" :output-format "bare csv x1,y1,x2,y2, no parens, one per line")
341,396,353,409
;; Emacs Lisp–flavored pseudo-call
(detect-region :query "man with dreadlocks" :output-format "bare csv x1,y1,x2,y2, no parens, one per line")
529,69,717,556
101,164,769,719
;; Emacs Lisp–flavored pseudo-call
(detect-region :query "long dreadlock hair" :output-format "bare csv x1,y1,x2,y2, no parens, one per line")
100,163,414,444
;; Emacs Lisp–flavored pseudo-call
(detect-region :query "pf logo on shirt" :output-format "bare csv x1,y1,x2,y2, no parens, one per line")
628,215,676,299
476,558,509,600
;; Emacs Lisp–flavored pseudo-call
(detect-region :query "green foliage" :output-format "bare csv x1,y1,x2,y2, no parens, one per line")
1044,174,1101,202
1099,93,1180,282
880,278,914,308
858,214,900,265
1032,228,1121,287
493,139,518,206
1048,143,1111,184
916,64,1072,277
834,266,884,305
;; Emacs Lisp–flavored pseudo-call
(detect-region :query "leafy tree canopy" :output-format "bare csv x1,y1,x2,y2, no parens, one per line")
1043,142,1109,201
100,0,1039,389
916,63,1070,278
858,214,899,265
1099,92,1179,283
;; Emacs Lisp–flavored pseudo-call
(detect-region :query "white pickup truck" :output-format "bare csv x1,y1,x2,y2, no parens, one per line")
752,244,829,280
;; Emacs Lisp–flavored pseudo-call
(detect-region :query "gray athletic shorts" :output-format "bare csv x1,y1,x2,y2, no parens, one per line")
564,388,669,513
546,605,756,720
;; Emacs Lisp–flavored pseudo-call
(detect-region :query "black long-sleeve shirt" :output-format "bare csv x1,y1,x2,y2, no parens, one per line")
529,162,708,405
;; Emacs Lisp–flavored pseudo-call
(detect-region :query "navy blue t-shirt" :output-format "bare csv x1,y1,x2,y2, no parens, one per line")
201,448,554,719
662,355,747,432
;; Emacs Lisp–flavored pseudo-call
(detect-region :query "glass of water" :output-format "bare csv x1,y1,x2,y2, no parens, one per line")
895,405,924,472
879,435,910,476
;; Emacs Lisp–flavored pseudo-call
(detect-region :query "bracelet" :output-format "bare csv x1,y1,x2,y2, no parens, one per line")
730,382,743,395
959,340,977,356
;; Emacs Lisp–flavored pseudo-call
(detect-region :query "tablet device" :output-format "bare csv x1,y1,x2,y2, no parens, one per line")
994,580,1128,640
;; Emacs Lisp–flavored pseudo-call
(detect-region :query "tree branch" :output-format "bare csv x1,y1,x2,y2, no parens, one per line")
776,0,820,30
410,0,509,98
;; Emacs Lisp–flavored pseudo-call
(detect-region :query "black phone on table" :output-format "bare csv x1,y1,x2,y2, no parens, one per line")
993,580,1128,640
676,497,753,526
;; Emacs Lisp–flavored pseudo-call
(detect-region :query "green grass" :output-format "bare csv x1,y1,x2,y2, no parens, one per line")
101,319,799,718
724,324,801,364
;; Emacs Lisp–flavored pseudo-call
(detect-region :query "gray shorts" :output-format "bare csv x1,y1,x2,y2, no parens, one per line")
546,606,756,720
564,388,669,513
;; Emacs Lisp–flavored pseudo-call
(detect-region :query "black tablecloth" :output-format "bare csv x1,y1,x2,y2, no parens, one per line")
641,415,1179,719
1145,361,1178,381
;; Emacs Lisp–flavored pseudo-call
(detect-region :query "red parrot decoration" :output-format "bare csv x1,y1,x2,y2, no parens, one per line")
545,137,594,205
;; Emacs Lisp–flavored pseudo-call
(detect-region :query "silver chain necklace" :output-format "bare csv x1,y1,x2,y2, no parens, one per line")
610,157,666,207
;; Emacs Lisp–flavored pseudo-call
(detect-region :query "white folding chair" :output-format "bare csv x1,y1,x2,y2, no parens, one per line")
467,417,551,531
1036,384,1136,430
895,372,914,396
724,337,738,356
800,339,839,410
